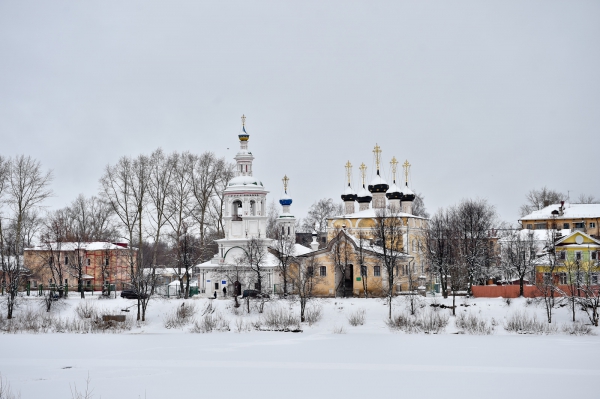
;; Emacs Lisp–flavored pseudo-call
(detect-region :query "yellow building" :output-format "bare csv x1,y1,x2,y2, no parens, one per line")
291,229,414,297
534,230,600,285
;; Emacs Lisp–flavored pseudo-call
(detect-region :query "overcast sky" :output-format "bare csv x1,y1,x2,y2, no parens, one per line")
1,1,599,224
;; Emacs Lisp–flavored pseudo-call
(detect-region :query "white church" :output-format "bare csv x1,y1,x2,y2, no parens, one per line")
195,117,313,296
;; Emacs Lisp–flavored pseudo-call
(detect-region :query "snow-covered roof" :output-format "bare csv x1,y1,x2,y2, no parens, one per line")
400,184,414,196
225,175,265,192
330,207,427,220
357,186,372,198
369,174,388,186
498,229,571,244
386,182,401,194
26,242,131,251
520,203,600,221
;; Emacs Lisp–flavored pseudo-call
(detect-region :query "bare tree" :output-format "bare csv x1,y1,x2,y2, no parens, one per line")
301,198,344,235
189,152,221,250
454,199,497,295
576,193,599,204
355,229,371,298
293,255,322,322
425,208,454,299
265,200,279,239
579,247,600,326
100,155,149,320
209,159,234,238
1,155,53,319
371,208,406,319
242,237,270,294
412,192,429,219
271,227,296,296
500,229,536,297
536,225,561,323
520,186,564,217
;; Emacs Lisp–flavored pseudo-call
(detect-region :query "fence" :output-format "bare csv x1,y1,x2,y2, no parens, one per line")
471,284,599,298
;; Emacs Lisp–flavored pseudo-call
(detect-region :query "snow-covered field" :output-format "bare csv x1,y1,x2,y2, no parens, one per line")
1,294,599,398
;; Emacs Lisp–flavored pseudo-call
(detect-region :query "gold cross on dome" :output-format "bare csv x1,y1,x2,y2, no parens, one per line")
359,163,367,186
403,159,411,184
241,114,246,127
282,175,289,192
373,144,382,171
345,161,352,185
390,157,398,182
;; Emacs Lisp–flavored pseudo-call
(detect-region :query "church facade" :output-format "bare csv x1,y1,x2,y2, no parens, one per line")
195,118,423,298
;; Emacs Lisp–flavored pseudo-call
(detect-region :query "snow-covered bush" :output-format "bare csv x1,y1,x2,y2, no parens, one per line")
261,306,300,330
304,303,323,326
455,312,494,335
347,308,366,326
504,311,557,334
332,325,346,334
387,310,449,334
75,300,98,320
164,302,197,329
562,322,595,336
191,312,230,333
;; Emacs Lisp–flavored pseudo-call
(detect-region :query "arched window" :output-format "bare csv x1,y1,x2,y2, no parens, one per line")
232,200,242,220
250,200,256,216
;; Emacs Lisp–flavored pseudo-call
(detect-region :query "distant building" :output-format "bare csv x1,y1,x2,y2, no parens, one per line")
520,202,600,238
24,242,134,290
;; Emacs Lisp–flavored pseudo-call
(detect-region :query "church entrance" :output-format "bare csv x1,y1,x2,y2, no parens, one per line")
336,264,354,297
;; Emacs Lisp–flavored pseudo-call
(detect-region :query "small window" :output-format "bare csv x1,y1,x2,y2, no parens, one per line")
87,259,91,266
64,256,69,265
307,266,314,276
559,273,567,285
592,251,598,260
360,265,367,276
320,266,327,276
534,223,546,230
560,251,566,260
592,274,599,285
563,223,570,229
526,224,533,230
574,222,585,229
575,251,582,261
215,282,220,290
374,266,381,277
590,222,596,228
105,257,109,266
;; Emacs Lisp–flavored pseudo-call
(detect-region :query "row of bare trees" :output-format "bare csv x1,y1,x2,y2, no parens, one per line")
0,155,53,319
425,199,498,314
98,149,233,320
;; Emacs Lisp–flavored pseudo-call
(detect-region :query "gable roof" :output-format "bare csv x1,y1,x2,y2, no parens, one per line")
555,230,600,247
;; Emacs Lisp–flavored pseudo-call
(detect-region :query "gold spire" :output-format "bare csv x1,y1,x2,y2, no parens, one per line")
241,114,246,127
403,159,411,185
344,161,353,185
373,143,382,172
282,175,289,193
359,163,367,187
390,157,398,183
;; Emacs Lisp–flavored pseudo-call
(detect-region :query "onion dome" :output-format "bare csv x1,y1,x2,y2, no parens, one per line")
341,184,357,202
386,182,403,200
368,172,389,193
238,125,249,141
356,185,372,203
279,191,292,206
401,183,415,202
